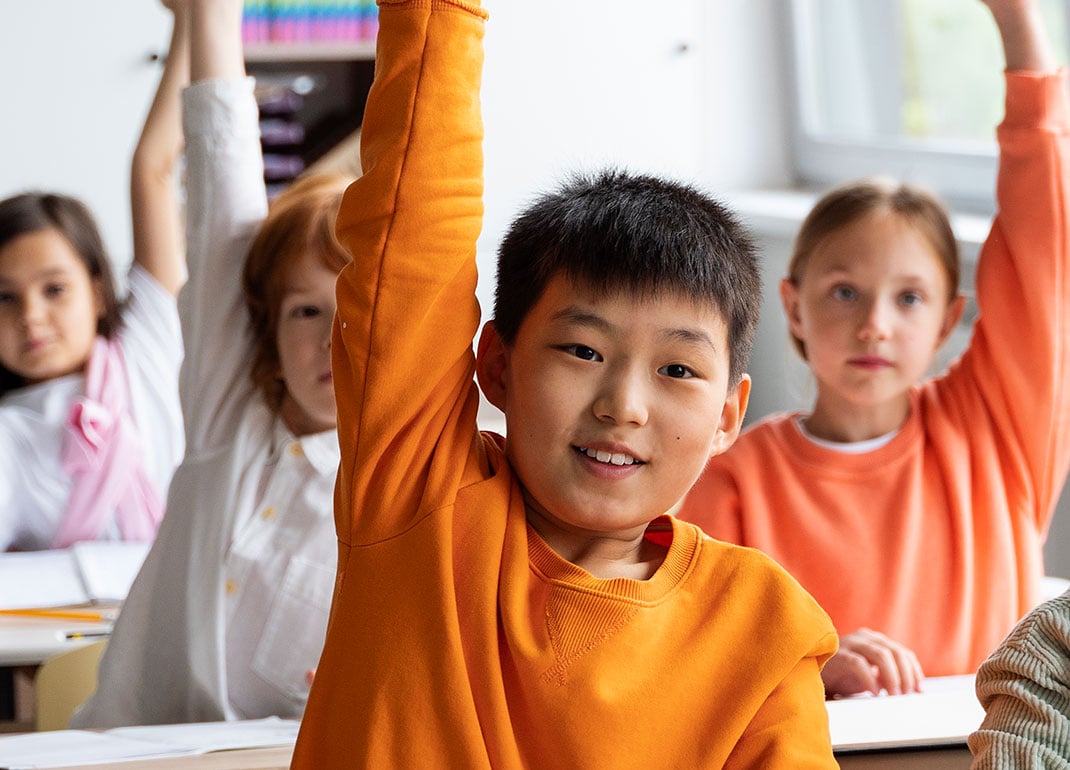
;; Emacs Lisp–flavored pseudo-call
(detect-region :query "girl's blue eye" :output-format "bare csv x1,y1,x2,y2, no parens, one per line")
899,292,922,307
292,305,320,319
832,285,857,301
659,363,694,379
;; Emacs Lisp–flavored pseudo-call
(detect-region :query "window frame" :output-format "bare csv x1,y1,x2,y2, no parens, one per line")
787,0,1000,214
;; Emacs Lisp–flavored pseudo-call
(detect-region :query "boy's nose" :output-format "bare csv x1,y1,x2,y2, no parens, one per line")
593,370,650,426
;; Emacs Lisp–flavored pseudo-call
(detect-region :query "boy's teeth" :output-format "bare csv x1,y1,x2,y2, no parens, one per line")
582,448,635,465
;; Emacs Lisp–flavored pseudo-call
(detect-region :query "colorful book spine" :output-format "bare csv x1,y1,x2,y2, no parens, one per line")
241,0,271,44
243,0,378,43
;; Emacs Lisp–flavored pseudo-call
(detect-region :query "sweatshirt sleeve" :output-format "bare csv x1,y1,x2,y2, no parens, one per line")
949,70,1070,529
331,0,489,548
177,77,268,451
968,590,1070,768
726,655,840,769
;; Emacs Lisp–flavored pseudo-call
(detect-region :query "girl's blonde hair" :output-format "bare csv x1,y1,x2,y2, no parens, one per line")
786,178,960,359
241,173,351,413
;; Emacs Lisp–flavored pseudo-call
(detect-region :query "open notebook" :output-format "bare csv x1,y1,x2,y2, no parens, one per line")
0,542,150,609
827,674,984,752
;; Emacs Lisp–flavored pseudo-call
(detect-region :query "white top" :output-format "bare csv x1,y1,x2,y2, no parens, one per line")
0,265,184,551
73,77,340,727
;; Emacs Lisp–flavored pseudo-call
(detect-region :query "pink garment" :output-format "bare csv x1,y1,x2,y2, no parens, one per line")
54,337,162,548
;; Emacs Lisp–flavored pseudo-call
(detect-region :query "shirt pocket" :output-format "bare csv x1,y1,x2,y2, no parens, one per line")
251,555,334,701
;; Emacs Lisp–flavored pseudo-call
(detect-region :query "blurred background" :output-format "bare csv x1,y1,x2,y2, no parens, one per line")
2,0,1067,576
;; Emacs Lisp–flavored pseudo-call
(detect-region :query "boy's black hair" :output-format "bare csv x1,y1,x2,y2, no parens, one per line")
493,169,761,386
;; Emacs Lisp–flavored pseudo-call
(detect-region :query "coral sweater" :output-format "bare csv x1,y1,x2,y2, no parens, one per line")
681,71,1070,677
293,1,838,768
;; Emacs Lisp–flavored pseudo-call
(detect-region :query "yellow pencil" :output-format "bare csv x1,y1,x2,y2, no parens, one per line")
0,608,113,622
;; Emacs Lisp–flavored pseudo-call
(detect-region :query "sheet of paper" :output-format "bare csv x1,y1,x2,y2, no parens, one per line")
0,730,181,769
0,719,300,769
0,551,88,609
827,674,984,752
70,541,150,604
107,717,301,752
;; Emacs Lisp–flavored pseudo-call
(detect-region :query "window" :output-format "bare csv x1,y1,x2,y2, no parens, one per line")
789,0,1070,213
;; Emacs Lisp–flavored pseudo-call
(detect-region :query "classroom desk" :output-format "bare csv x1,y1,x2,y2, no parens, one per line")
837,746,971,769
10,735,971,770
0,676,983,769
0,610,113,733
0,612,112,668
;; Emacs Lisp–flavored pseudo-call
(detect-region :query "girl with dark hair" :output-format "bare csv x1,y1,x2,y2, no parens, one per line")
0,0,189,552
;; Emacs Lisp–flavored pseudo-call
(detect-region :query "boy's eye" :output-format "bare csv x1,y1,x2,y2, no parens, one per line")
563,344,601,362
659,363,695,379
0,292,13,305
831,285,857,302
899,291,922,307
44,283,66,298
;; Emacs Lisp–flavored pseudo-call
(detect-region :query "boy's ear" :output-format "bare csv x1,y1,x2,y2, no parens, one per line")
709,374,751,458
476,320,509,412
779,278,803,340
937,294,967,348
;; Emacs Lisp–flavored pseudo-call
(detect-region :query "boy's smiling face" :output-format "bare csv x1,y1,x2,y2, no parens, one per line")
478,274,748,570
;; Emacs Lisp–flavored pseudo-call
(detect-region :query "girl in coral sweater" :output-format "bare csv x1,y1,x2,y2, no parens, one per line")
681,0,1070,698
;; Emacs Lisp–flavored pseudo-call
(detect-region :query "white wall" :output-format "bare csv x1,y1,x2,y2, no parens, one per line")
1,1,793,287
1,1,173,270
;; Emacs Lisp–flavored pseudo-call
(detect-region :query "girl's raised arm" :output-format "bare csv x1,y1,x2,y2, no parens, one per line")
130,0,191,296
982,0,1056,72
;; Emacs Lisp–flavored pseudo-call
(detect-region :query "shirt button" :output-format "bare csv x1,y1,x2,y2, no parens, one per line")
261,507,276,521
225,580,238,596
289,443,304,457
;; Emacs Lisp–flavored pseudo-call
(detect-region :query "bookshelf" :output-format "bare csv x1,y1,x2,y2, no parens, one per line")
242,1,377,190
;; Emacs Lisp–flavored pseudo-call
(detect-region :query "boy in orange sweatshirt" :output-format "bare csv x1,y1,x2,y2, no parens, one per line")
293,1,839,767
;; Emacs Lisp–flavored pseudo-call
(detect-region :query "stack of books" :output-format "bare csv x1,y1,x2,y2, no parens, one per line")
242,0,379,45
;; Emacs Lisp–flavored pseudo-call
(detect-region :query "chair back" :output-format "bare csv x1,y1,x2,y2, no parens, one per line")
34,640,107,731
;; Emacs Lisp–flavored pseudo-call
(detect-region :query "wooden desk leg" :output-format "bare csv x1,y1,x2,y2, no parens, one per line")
11,665,38,732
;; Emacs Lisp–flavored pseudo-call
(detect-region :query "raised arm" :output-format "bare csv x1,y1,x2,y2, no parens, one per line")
130,0,191,296
982,0,1055,72
178,0,268,446
190,0,246,81
331,0,489,545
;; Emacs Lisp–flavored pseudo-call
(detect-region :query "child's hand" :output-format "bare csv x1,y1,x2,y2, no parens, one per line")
822,628,925,698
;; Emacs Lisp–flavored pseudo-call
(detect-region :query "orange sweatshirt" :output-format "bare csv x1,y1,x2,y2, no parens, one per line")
681,71,1070,677
293,1,839,767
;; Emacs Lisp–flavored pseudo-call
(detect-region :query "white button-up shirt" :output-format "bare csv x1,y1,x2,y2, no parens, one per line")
73,76,341,728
